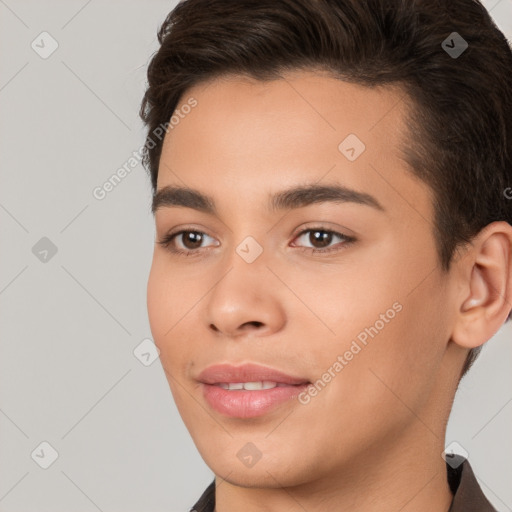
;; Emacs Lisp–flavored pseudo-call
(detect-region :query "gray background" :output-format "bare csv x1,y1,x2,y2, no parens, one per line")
0,1,511,511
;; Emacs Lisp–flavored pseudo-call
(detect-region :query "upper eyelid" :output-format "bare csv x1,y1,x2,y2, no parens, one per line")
163,225,345,238
162,226,352,248
159,220,352,236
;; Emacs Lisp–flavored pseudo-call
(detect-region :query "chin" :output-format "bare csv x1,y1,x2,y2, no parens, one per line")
213,464,304,489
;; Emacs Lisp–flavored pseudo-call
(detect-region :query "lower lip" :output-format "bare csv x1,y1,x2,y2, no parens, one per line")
201,383,310,418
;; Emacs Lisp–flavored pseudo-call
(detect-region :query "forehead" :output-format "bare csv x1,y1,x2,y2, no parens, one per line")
157,70,433,225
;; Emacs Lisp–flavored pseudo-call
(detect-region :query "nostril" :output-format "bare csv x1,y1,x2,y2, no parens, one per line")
245,321,263,328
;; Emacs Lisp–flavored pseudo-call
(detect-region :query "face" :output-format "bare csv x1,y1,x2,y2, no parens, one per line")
147,70,458,488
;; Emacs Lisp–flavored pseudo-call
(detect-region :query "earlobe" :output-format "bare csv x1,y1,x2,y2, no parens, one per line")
451,221,512,350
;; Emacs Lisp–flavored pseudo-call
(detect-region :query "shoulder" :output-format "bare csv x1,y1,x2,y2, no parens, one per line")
190,478,215,512
447,456,497,512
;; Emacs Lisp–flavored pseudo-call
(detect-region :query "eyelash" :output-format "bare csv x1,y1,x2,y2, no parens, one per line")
157,227,356,258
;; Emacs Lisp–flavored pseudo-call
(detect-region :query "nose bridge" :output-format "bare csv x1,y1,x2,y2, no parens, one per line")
215,232,270,303
220,208,271,270
234,233,266,266
203,233,285,337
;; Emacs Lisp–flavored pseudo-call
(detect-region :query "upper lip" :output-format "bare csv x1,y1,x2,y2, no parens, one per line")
197,363,310,385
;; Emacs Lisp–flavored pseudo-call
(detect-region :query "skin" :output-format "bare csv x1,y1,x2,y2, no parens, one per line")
147,70,512,512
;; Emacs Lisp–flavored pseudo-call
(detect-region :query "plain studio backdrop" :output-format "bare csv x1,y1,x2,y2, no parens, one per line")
1,1,511,511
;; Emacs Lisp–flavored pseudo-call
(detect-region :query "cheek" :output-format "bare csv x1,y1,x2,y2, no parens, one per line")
146,257,188,362
146,257,202,381
347,275,451,417
310,240,449,411
147,255,195,336
146,260,168,342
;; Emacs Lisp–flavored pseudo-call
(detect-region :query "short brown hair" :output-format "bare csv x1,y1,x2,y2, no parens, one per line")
139,0,512,378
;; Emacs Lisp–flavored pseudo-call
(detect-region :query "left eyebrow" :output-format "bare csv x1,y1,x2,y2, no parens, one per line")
269,183,385,213
152,183,385,215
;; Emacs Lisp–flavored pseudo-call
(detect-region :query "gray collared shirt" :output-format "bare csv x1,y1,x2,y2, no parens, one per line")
190,457,496,512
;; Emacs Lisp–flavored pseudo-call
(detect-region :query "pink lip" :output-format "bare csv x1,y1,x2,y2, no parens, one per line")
197,363,310,418
197,362,309,385
201,383,310,418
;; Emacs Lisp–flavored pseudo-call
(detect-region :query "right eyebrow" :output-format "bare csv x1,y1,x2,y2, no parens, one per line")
152,185,217,215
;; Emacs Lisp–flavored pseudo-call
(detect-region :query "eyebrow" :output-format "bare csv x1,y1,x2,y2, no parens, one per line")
151,183,385,215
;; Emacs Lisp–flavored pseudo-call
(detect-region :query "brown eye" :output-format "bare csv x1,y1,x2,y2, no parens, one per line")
307,230,334,248
157,229,219,257
180,231,205,250
292,227,356,254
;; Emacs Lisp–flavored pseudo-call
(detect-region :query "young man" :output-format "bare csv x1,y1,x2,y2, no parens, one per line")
139,0,512,510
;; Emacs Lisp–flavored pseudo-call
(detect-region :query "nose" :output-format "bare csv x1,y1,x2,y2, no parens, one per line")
204,258,287,339
209,319,265,334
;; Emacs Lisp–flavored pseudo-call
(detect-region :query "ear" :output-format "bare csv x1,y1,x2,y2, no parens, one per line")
451,221,512,349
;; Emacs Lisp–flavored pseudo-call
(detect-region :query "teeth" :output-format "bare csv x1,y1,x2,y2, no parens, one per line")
218,381,279,390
